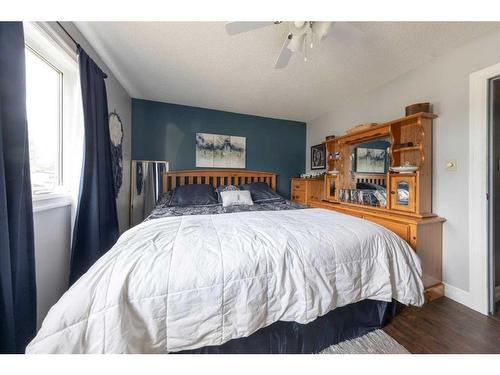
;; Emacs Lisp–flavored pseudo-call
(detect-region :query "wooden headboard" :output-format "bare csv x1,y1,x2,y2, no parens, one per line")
162,169,277,193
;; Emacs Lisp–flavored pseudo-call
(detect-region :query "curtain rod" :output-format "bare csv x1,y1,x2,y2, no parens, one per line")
56,21,108,79
56,22,79,48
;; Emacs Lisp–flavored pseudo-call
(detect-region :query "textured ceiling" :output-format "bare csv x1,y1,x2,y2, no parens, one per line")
75,22,500,122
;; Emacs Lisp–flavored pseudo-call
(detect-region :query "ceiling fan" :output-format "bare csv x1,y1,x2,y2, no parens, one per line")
225,21,353,69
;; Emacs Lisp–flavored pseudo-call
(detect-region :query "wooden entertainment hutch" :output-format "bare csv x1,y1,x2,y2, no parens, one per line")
291,112,445,302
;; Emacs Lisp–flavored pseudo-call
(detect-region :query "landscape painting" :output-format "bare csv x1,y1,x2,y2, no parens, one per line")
196,133,246,168
355,147,387,173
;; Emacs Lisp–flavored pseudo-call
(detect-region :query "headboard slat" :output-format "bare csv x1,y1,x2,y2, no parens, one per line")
162,169,278,193
354,173,387,188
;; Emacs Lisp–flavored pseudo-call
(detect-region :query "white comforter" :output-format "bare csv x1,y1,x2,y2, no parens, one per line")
27,208,424,353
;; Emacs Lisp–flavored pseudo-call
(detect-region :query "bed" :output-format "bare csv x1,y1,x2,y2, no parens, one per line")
26,170,424,354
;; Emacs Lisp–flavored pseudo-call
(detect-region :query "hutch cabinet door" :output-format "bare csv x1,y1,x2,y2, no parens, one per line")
325,175,338,202
389,174,416,212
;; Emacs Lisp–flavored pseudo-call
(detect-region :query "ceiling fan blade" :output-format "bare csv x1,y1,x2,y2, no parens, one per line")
274,33,293,69
225,22,277,35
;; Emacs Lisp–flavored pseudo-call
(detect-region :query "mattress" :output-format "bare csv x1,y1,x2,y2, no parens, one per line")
26,207,424,353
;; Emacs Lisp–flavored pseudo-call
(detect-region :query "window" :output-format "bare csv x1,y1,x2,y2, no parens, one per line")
24,22,80,202
25,47,63,195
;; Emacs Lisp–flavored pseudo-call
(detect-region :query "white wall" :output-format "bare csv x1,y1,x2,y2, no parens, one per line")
33,22,132,326
307,28,500,300
33,205,71,328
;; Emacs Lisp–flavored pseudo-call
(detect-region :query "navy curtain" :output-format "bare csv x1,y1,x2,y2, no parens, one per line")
69,47,119,285
0,22,37,354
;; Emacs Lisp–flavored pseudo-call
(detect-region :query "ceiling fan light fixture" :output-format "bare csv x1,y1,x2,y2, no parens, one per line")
225,21,342,69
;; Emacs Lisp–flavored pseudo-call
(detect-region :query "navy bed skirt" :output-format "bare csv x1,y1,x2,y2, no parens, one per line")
179,299,396,354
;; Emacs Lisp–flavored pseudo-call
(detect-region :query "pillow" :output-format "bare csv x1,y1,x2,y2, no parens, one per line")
158,191,172,206
220,190,253,207
216,184,239,203
240,182,285,203
168,184,218,206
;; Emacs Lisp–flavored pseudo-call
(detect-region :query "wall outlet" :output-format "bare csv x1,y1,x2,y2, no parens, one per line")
446,160,457,171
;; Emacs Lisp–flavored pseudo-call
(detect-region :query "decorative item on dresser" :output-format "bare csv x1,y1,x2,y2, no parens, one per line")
346,122,378,134
325,134,336,141
405,102,432,116
295,111,445,303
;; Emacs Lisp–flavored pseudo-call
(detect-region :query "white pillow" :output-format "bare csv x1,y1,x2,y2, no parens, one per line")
220,190,254,207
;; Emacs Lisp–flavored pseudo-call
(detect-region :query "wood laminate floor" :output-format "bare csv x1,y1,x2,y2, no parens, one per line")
383,297,500,353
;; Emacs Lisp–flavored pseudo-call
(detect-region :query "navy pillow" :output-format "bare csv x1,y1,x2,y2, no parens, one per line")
168,184,219,206
240,182,285,203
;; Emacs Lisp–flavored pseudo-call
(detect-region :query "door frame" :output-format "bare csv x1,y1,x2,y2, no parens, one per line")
469,63,500,315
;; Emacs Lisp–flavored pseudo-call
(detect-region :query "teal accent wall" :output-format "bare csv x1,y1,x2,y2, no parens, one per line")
132,99,306,198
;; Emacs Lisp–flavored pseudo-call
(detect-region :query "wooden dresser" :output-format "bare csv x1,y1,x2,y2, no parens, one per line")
291,177,324,205
293,112,445,303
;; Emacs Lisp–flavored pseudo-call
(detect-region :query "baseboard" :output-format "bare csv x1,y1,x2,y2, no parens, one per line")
444,283,500,313
443,283,472,308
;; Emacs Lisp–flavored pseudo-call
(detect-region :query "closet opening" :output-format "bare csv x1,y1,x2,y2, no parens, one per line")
488,75,500,315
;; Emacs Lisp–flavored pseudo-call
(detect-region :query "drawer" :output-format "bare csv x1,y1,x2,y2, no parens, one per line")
362,215,410,242
291,191,306,204
292,180,307,192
